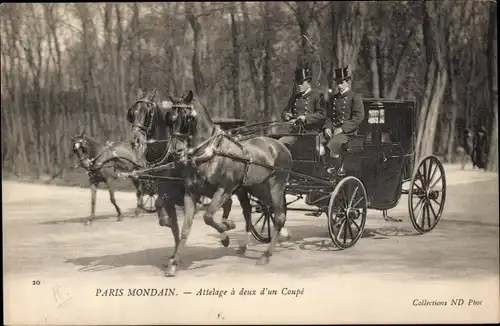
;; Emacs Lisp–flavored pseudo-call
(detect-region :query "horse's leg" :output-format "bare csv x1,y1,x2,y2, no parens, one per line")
235,189,252,254
156,193,170,227
105,180,123,221
257,182,287,265
85,181,98,225
164,196,180,268
203,188,237,248
134,180,144,218
165,193,199,277
221,196,233,222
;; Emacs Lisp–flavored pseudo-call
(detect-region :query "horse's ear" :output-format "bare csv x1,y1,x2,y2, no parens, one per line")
81,124,87,137
136,88,145,100
147,88,158,100
166,90,176,103
184,90,193,103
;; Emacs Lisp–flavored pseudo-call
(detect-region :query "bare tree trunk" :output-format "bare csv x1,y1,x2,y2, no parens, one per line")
387,29,415,99
241,2,262,118
186,2,206,98
262,1,273,119
416,1,448,160
331,2,366,77
369,41,380,98
446,26,459,163
230,3,241,118
115,5,127,115
487,2,498,172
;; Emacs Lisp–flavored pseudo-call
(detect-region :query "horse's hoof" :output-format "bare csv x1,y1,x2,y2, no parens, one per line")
256,255,270,266
117,215,124,222
222,219,236,231
220,235,230,248
134,208,143,218
158,217,171,228
236,245,247,255
279,228,291,241
84,219,93,226
165,264,177,277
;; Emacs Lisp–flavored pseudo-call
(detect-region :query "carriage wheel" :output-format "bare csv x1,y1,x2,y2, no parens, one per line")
408,155,446,234
327,176,367,250
248,194,288,243
249,196,275,243
141,192,158,213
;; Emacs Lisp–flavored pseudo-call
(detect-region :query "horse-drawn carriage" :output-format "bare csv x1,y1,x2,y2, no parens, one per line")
247,98,446,249
123,89,447,276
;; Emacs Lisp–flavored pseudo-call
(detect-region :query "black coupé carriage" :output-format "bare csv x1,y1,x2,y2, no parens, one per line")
248,98,447,249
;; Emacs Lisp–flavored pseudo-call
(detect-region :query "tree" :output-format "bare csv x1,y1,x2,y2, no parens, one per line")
415,0,449,160
230,3,241,118
487,2,498,172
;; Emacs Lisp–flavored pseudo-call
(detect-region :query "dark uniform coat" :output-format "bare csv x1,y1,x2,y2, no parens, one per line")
322,90,365,157
281,87,327,133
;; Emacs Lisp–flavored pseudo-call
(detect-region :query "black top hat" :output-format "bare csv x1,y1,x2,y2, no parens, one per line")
295,66,312,84
334,66,351,82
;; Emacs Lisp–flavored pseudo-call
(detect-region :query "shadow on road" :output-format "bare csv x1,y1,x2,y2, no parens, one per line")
64,245,257,273
206,223,420,253
39,208,153,225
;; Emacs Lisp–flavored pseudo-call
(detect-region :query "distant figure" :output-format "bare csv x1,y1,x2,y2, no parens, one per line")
474,125,489,169
457,128,476,170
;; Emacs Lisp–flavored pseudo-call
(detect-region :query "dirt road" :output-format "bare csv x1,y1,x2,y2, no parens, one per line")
3,165,499,324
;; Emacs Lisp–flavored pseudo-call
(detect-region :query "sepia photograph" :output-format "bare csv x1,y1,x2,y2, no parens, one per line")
2,1,499,324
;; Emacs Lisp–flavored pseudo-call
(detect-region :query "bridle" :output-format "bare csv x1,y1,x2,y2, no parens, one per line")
169,103,198,146
129,99,186,168
129,99,158,138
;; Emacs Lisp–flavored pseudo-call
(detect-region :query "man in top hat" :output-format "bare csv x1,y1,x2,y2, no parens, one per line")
322,66,365,172
280,64,327,150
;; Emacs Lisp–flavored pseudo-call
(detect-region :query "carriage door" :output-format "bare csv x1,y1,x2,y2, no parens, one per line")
363,101,405,210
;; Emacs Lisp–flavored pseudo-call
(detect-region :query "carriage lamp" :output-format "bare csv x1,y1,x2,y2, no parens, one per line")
368,103,385,124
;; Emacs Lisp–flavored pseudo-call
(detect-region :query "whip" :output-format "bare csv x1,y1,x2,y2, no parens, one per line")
302,34,322,87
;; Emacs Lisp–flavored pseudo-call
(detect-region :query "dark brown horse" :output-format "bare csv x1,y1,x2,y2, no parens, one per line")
164,90,293,277
126,89,236,257
71,129,145,225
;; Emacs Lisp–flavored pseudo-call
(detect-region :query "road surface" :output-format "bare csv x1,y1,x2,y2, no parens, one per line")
3,165,499,324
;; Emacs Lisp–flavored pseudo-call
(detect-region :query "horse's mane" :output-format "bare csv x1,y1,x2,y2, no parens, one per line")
191,95,214,125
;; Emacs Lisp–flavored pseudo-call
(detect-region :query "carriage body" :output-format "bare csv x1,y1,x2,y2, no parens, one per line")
251,97,445,249
269,98,417,211
343,98,417,210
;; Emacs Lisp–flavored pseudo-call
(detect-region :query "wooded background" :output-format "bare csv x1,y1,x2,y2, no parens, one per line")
1,1,497,181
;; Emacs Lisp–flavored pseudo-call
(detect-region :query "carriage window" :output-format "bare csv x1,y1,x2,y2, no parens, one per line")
368,109,385,124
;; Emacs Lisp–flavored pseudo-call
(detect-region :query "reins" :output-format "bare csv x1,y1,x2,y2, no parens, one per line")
73,138,143,173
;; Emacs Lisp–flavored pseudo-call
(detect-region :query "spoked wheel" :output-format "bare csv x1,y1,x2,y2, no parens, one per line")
249,196,275,243
141,192,158,213
408,155,446,233
328,176,368,249
248,194,288,243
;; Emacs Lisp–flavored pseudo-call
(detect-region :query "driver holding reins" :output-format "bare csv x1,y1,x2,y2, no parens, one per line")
279,63,327,153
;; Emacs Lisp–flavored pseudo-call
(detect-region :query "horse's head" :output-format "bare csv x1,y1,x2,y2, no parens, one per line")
166,90,196,140
166,90,216,149
127,88,162,163
71,129,93,169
